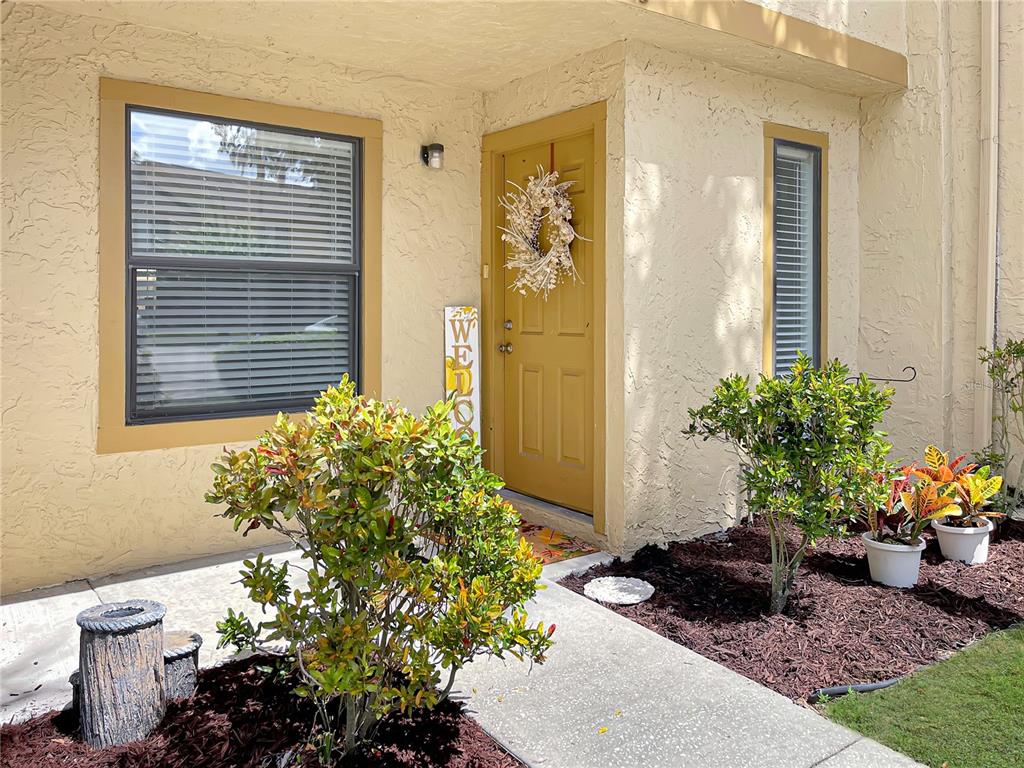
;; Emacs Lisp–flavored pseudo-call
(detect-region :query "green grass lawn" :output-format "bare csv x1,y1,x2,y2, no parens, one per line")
825,626,1024,768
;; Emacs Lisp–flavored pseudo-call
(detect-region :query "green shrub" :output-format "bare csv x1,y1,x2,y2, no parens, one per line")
207,378,552,761
685,354,892,614
978,338,1024,520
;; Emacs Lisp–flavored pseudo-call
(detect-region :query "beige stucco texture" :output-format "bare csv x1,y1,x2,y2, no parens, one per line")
619,41,861,553
761,0,908,55
3,0,1017,593
858,0,1022,462
998,0,1024,344
1,3,485,593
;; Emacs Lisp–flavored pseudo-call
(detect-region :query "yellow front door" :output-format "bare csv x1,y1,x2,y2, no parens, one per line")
497,132,595,513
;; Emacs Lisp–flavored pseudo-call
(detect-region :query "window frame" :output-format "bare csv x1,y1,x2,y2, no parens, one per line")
99,79,382,453
762,122,829,377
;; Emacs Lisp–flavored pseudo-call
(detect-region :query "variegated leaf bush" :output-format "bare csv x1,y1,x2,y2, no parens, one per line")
913,445,1003,527
866,445,1005,543
207,377,552,761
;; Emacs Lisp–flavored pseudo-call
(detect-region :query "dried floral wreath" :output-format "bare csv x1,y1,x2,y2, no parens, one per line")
499,167,586,298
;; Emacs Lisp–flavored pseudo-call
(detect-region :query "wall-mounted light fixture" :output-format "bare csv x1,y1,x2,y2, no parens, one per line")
421,143,444,169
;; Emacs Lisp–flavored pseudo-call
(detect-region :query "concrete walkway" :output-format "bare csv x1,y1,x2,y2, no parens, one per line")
1,542,303,724
454,569,921,767
1,548,920,767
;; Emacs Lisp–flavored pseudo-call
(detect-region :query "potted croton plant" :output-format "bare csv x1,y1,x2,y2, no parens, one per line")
861,465,959,587
919,446,1004,564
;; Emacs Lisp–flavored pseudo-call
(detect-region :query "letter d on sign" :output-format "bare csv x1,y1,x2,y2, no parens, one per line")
443,306,481,444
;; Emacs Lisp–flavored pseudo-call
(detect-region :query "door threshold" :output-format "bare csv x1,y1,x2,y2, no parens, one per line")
500,489,605,549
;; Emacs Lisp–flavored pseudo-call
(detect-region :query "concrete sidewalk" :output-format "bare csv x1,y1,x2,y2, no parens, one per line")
453,574,921,768
1,549,920,767
1,542,302,724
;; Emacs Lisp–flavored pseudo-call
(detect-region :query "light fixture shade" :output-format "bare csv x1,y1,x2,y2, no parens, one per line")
421,143,444,169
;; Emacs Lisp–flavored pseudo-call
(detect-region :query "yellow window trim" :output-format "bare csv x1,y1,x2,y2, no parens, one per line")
762,122,828,377
98,78,382,454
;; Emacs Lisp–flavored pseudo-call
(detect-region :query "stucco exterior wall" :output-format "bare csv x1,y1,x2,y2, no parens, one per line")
755,0,907,55
948,0,984,458
619,41,862,553
857,0,1019,463
998,0,1024,343
995,0,1024,483
5,0,1015,592
482,44,629,550
1,3,484,593
859,2,950,461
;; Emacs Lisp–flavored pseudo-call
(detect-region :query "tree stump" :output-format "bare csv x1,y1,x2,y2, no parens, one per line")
68,670,81,717
76,600,167,748
163,631,202,701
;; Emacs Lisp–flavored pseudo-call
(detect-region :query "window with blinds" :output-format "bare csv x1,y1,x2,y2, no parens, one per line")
127,107,361,423
771,140,821,375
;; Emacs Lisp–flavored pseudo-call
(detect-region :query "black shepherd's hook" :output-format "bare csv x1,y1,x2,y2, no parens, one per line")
846,366,918,384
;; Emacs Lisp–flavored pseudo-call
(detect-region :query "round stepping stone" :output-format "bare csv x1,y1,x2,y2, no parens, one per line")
584,576,654,605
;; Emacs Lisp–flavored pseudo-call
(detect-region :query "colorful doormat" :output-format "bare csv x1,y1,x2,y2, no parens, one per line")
519,522,597,565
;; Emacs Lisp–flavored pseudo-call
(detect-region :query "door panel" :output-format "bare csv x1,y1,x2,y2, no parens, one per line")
499,132,594,513
558,367,587,466
519,292,545,335
557,236,587,336
519,364,544,456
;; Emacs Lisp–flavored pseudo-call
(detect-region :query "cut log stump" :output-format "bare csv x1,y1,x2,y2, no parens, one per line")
163,630,202,701
69,670,80,716
68,630,204,717
76,600,167,748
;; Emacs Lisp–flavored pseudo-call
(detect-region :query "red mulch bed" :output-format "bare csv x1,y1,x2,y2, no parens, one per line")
563,520,1024,701
0,658,520,768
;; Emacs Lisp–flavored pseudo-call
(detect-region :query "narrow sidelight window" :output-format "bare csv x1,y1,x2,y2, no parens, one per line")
126,107,361,423
765,126,827,376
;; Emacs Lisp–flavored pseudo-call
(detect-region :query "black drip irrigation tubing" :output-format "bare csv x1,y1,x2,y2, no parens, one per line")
807,677,903,704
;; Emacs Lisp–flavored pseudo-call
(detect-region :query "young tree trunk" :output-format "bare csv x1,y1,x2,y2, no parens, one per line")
344,693,358,755
76,601,167,748
769,562,789,615
767,525,808,615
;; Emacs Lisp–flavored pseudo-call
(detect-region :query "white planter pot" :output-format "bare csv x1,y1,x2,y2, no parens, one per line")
931,518,994,565
862,532,925,588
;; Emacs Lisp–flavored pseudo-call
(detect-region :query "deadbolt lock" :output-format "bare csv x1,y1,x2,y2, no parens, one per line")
503,319,513,330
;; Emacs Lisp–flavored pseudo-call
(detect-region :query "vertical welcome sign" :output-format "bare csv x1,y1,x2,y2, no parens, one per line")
443,306,481,444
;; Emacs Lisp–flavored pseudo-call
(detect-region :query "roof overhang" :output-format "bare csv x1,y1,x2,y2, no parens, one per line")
31,0,908,96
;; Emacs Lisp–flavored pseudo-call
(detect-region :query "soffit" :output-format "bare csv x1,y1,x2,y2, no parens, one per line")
33,0,907,95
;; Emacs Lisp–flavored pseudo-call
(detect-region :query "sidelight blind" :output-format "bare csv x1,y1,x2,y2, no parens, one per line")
127,107,361,423
771,141,820,375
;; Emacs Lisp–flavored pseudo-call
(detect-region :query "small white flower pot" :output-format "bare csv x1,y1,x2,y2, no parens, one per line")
931,518,995,565
862,532,925,588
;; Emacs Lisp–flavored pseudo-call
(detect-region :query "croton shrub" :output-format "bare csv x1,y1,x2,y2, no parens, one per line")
864,446,1004,543
208,378,552,761
916,445,1003,527
865,463,958,545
